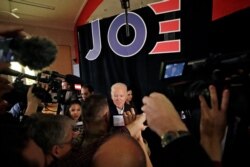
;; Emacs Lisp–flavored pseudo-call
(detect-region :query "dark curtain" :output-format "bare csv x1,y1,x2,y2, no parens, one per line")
77,1,212,112
77,1,213,166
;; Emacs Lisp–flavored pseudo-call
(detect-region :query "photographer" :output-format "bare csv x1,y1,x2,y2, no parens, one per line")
1,23,57,115
141,84,230,167
0,25,44,167
6,74,49,118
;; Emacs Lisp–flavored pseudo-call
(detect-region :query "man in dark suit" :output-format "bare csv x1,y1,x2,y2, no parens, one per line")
108,82,136,127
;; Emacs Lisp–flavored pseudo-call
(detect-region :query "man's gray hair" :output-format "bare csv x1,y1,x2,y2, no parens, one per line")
111,82,127,94
27,113,75,154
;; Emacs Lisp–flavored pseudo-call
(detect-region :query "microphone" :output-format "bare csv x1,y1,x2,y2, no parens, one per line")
0,68,37,80
120,0,130,37
0,36,57,70
120,0,130,9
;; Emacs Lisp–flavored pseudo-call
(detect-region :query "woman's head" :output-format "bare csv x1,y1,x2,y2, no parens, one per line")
65,100,83,121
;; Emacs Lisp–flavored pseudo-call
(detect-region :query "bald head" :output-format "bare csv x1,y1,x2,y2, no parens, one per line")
111,82,128,109
92,134,146,167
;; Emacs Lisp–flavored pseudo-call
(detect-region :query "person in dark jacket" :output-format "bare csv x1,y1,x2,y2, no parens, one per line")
109,82,136,127
141,84,230,167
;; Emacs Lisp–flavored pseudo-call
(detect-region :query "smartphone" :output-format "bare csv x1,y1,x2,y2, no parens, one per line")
113,115,125,126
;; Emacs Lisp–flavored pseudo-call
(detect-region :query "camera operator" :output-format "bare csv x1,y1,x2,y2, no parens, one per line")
141,84,230,167
1,23,57,115
57,80,79,115
7,82,50,120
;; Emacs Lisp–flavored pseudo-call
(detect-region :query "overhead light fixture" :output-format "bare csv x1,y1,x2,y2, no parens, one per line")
11,8,18,12
9,0,55,10
10,12,20,18
0,8,20,19
11,8,20,18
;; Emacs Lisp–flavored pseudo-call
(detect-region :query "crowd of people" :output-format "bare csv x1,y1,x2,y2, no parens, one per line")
1,23,248,167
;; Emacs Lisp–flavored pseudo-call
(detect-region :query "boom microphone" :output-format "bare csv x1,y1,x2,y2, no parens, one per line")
0,36,57,70
0,68,37,80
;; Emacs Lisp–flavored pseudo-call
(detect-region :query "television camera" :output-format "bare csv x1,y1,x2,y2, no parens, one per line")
161,52,249,107
161,51,250,138
2,69,82,106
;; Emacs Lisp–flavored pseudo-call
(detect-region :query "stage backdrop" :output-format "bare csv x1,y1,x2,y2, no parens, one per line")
77,0,212,110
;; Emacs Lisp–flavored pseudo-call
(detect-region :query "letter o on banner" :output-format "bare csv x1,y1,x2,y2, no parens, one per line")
108,12,147,57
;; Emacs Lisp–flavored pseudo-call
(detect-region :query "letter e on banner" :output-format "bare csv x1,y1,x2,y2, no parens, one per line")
149,0,181,54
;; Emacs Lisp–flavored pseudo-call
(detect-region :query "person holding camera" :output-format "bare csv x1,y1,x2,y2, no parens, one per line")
141,84,230,167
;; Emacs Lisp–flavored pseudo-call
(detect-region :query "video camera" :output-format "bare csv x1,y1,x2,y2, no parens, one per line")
2,69,82,106
197,53,248,109
161,52,250,108
160,51,250,137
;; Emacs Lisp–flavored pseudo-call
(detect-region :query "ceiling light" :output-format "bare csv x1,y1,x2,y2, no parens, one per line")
11,8,20,18
0,10,20,19
10,12,20,18
9,0,55,10
11,8,18,12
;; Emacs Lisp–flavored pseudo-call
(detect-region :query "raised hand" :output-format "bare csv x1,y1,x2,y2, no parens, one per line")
199,85,230,161
141,92,188,137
